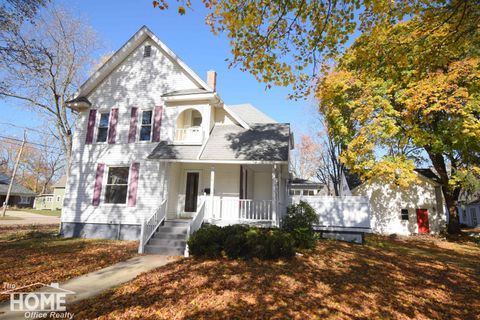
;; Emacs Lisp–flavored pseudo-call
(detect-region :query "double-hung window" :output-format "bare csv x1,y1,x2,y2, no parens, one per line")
139,110,153,141
104,167,129,204
401,209,409,221
97,112,110,143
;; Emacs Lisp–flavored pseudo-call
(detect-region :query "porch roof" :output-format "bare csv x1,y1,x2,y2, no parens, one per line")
198,124,290,161
147,142,202,160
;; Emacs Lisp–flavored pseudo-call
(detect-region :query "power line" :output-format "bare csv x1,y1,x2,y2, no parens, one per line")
0,137,64,156
0,135,63,151
0,122,54,136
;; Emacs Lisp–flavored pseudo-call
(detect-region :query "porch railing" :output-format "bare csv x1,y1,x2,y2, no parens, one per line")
185,199,206,257
211,198,273,222
138,198,167,254
174,127,204,144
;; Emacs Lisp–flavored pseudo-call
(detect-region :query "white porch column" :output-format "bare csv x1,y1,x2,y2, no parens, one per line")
210,165,215,219
272,164,278,227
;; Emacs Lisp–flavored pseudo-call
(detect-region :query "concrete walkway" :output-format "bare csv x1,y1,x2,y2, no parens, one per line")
0,210,60,225
0,255,176,319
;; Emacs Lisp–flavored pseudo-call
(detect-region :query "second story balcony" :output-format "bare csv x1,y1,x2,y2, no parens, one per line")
174,108,204,145
174,127,204,145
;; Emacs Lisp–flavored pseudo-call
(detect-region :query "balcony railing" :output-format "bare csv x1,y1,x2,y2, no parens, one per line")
174,127,204,145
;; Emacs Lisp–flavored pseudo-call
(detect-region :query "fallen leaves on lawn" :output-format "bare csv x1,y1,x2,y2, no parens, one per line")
0,227,137,302
70,235,480,320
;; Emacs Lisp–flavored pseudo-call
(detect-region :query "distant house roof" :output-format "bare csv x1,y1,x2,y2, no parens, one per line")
288,178,325,190
198,124,290,162
147,142,202,160
0,173,36,196
228,104,277,125
52,175,67,189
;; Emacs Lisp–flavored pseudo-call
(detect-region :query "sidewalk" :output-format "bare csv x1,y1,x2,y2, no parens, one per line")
0,210,60,226
0,255,176,319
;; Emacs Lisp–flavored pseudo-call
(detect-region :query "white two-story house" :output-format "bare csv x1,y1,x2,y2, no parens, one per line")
63,26,293,254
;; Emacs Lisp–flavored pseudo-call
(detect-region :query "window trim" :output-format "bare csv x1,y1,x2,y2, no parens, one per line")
103,165,130,205
95,111,110,144
137,109,154,142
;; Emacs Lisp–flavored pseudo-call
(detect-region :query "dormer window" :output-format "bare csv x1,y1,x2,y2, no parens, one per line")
144,45,152,58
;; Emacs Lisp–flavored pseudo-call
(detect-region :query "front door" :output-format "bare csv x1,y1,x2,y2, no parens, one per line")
416,209,429,234
184,172,199,213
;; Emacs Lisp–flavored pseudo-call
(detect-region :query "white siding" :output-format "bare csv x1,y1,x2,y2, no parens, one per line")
353,176,447,235
63,38,209,226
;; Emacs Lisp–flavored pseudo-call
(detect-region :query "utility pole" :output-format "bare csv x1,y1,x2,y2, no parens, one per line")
2,130,26,217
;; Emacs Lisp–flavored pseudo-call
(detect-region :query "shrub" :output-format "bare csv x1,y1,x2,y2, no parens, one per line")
282,201,319,249
187,225,223,258
223,225,250,259
264,230,295,259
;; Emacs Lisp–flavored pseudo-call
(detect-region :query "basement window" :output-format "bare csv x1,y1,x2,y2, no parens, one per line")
144,45,152,58
401,209,409,221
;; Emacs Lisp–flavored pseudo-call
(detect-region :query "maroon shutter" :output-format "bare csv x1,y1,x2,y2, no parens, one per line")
108,108,119,144
128,162,140,207
85,109,97,144
92,163,105,206
152,106,163,142
128,107,138,143
239,165,244,199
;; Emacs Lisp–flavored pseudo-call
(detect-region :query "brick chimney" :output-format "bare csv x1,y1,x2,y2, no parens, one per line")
207,70,217,91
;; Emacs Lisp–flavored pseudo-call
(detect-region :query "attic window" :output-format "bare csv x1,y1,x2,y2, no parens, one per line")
144,45,152,58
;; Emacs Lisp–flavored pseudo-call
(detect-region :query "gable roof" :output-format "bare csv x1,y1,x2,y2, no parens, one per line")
228,104,277,125
68,26,210,103
0,173,36,196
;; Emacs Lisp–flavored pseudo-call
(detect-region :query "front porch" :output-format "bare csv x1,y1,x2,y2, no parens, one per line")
164,162,287,227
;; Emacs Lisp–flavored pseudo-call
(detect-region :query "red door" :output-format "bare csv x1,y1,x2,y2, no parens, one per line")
416,209,429,234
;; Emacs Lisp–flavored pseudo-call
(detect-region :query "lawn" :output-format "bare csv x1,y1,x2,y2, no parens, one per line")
71,234,480,320
13,208,62,217
0,225,138,302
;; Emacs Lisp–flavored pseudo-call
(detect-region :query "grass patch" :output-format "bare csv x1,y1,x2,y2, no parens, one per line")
0,225,138,302
71,234,480,320
13,208,62,217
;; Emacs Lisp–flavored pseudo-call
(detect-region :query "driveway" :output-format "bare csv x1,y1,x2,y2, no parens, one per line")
0,210,60,225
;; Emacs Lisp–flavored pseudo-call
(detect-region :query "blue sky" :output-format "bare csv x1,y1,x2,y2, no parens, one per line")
1,0,318,142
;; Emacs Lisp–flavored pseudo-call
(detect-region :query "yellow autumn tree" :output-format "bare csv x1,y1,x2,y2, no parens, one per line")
317,13,480,233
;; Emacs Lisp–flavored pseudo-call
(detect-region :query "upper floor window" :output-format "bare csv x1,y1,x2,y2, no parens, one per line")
144,45,152,58
140,110,153,141
105,167,129,204
401,209,409,220
97,112,110,143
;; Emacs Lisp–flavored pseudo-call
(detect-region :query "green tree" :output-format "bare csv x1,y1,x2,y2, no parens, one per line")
317,13,480,233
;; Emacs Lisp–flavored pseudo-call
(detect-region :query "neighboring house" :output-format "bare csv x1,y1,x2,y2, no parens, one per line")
459,198,480,227
34,194,54,210
62,26,292,254
0,173,36,208
34,176,66,211
288,178,328,196
52,175,67,210
351,169,447,235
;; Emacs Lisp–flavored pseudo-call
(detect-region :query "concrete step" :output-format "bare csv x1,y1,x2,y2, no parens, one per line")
152,232,187,240
157,226,188,234
164,219,191,227
144,245,185,255
148,238,186,247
